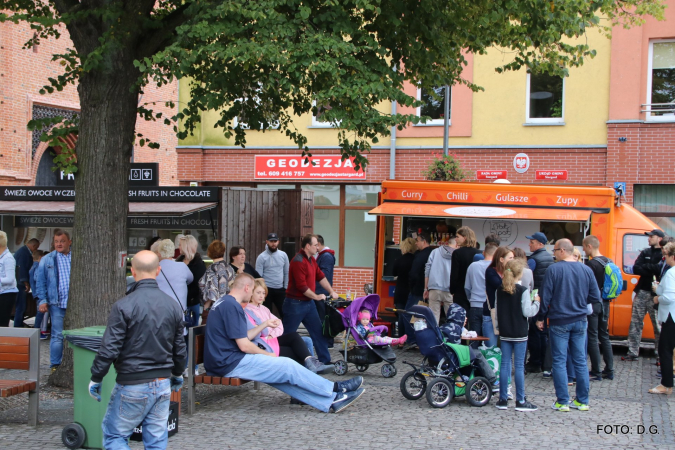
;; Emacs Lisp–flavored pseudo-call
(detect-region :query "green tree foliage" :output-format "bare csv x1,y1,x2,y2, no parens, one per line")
1,0,665,171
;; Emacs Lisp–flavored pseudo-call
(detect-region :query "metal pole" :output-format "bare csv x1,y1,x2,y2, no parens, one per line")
389,99,397,180
442,85,450,156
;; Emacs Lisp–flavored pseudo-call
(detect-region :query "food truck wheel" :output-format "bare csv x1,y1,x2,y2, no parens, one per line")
62,423,86,449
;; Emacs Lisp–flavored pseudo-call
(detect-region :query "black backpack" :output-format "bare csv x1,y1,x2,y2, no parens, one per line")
322,303,346,338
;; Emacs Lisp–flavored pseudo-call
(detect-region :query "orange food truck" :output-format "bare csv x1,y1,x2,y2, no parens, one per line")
369,180,660,340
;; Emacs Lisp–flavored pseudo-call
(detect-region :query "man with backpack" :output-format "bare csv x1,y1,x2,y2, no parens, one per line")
583,235,620,381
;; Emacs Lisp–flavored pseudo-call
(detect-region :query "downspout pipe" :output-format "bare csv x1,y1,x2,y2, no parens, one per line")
389,99,397,180
442,85,450,156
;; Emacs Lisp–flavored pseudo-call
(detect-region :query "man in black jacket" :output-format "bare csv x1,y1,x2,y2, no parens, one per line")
526,232,554,373
89,250,186,449
403,232,433,346
624,229,664,361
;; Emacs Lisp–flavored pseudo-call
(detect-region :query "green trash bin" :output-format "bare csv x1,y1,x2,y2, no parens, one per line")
61,326,117,450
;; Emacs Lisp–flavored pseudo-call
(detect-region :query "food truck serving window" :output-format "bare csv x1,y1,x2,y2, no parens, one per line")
623,234,649,274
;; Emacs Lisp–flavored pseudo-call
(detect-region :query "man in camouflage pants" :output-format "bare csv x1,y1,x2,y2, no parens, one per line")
624,230,665,361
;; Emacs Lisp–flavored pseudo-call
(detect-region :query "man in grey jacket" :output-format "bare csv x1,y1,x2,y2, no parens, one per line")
256,233,290,319
89,250,186,449
465,242,498,343
424,237,456,325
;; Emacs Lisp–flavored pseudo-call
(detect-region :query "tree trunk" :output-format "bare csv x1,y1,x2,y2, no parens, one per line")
49,60,140,388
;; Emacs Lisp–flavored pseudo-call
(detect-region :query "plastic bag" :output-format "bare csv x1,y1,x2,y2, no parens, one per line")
65,335,103,352
479,345,503,380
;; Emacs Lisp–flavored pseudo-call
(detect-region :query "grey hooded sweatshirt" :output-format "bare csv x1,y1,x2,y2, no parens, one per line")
255,245,289,289
424,245,455,292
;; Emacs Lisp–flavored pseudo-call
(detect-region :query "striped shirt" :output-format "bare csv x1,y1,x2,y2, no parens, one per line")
56,251,72,309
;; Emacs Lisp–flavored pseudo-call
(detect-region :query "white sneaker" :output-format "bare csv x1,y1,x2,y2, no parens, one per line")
182,368,189,378
507,386,514,400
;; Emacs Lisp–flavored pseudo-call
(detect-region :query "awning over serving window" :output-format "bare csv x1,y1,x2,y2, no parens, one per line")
368,202,593,222
0,201,217,217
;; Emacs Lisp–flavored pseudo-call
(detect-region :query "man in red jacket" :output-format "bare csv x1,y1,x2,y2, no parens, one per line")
283,234,339,365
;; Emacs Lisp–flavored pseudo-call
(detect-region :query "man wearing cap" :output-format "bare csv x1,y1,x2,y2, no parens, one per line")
256,233,290,319
624,229,665,361
526,231,554,374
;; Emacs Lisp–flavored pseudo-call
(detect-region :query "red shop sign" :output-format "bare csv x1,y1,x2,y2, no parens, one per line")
535,170,568,180
254,155,366,180
476,170,508,180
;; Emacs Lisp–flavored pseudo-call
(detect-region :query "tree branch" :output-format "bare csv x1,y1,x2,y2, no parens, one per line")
51,0,84,16
135,3,193,59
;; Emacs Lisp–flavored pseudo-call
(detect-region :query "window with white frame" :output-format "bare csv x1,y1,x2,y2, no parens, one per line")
416,86,449,126
311,100,340,127
526,73,564,124
646,40,675,121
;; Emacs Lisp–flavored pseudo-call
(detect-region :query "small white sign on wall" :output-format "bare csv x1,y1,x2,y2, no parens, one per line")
513,153,530,173
463,218,540,250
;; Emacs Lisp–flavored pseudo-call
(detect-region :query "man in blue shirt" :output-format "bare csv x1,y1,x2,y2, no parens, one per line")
12,238,39,328
540,239,601,412
204,273,365,413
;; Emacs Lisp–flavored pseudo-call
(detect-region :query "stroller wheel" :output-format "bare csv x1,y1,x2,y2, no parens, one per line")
355,364,369,372
381,364,397,378
400,370,427,400
334,360,348,376
426,378,454,408
465,376,492,407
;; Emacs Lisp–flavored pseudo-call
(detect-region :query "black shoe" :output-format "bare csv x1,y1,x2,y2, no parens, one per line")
515,400,538,412
589,372,602,382
290,397,307,405
525,364,542,374
601,372,614,380
335,376,363,393
495,399,509,410
331,388,365,413
621,354,638,361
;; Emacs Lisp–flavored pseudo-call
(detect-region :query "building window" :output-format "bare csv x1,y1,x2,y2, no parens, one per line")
311,100,340,127
634,184,675,236
416,86,450,126
302,184,380,268
646,40,675,121
526,73,564,124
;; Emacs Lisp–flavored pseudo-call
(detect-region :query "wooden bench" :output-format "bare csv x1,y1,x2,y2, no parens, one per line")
187,325,259,415
0,328,40,426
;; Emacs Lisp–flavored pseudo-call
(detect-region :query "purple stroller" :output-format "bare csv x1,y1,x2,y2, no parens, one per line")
333,294,398,378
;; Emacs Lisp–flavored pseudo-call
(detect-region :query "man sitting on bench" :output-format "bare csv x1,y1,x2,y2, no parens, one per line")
203,273,365,413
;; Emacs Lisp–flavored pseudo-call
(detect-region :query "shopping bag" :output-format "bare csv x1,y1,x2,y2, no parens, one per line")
479,345,503,380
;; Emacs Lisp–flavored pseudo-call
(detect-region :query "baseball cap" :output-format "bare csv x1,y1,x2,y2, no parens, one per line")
645,229,665,238
267,233,279,241
525,232,548,245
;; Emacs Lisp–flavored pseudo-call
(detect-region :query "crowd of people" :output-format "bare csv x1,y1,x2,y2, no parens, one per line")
390,222,674,411
1,222,673,446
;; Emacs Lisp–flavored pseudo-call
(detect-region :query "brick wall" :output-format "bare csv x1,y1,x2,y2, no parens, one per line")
332,267,374,298
0,21,178,186
177,146,608,185
606,122,675,203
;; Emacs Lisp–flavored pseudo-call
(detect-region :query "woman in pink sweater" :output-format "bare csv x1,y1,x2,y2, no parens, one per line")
245,279,334,374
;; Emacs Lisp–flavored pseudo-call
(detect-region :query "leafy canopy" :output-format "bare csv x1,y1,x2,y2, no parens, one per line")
0,0,664,171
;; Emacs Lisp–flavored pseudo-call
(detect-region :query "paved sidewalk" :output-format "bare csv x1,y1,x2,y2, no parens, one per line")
0,340,673,449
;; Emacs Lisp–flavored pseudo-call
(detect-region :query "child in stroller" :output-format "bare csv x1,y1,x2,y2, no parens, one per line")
391,303,496,408
332,294,398,378
356,308,407,347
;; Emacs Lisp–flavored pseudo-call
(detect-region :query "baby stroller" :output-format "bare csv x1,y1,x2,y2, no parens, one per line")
331,294,398,378
387,305,492,408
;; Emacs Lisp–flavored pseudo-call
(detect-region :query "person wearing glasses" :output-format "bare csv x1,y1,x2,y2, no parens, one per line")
540,239,602,412
282,234,339,366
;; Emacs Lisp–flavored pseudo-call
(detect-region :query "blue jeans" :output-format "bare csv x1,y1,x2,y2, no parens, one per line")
499,340,527,402
401,294,423,344
48,305,66,367
34,296,46,332
102,378,171,450
13,284,27,328
301,336,315,357
282,298,331,364
482,315,498,348
550,320,590,405
225,354,336,412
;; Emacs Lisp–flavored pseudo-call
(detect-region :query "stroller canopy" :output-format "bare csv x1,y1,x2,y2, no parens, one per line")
342,294,381,328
